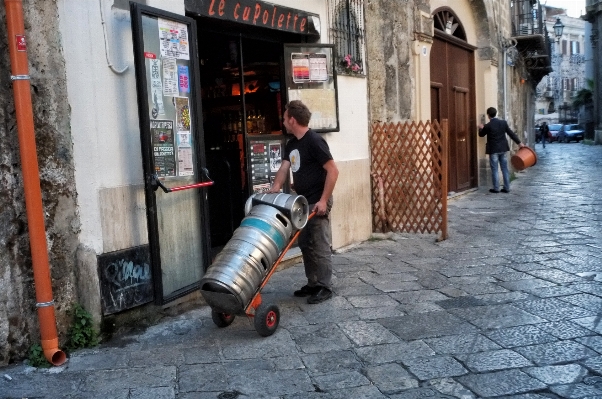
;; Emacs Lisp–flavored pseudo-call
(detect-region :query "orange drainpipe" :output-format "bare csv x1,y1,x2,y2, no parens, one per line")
4,0,66,366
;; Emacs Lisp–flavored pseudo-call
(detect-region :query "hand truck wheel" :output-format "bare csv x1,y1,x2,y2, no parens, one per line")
211,309,235,328
254,303,280,337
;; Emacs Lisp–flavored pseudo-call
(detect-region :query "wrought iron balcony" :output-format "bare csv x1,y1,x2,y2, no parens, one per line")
510,0,553,86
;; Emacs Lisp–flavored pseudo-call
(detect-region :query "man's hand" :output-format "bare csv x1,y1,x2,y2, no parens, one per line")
518,143,525,148
478,124,484,129
313,200,328,216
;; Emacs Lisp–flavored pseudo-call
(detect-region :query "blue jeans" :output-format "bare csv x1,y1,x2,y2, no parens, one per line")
489,152,510,191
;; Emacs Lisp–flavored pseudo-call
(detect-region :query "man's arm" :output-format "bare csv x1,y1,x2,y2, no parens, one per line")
268,160,291,193
504,122,524,147
313,160,339,215
478,124,488,137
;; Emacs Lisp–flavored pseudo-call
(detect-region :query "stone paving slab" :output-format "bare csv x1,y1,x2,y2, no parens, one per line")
2,144,602,398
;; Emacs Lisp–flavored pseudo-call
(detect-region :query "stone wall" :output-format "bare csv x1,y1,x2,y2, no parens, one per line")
0,0,79,365
365,0,429,122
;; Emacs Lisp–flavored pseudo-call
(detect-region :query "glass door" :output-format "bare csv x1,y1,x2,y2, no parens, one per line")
131,4,210,303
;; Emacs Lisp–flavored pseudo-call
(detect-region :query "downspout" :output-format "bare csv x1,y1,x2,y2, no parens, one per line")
4,0,66,366
502,49,508,120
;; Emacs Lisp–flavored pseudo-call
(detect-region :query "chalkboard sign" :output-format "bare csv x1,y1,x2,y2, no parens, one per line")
98,245,154,315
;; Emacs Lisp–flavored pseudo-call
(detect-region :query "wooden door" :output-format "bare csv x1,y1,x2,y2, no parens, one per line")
430,36,476,193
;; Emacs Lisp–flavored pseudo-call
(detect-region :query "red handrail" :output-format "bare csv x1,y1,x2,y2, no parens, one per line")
168,181,213,192
152,170,214,193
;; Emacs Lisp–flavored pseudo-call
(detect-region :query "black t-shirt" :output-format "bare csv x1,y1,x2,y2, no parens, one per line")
283,129,333,204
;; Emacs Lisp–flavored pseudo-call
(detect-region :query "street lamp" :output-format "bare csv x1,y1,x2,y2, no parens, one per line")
553,17,565,39
553,17,564,120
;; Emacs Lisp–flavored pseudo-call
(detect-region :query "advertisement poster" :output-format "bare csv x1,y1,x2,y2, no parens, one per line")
178,147,194,176
309,53,328,82
149,58,165,118
150,120,176,177
269,143,281,172
292,53,329,83
158,18,190,60
178,65,190,94
291,53,310,83
174,97,191,132
162,57,179,96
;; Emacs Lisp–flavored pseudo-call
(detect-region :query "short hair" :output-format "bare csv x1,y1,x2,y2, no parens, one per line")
486,107,497,118
285,100,312,126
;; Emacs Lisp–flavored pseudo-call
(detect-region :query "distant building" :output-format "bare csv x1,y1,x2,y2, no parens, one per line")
535,6,587,126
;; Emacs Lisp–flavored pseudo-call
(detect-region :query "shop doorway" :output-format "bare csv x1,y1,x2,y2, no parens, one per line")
430,8,477,194
197,28,289,254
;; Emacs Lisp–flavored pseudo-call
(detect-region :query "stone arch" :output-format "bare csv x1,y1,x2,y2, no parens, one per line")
468,0,499,62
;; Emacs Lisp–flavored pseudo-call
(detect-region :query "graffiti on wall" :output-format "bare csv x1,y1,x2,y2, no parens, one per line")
98,245,154,315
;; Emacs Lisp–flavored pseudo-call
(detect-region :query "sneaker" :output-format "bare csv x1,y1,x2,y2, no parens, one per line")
489,189,499,193
293,285,319,297
307,287,333,304
500,188,510,193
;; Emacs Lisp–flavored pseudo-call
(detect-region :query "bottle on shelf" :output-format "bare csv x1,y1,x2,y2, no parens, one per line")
256,109,265,134
237,111,243,135
246,110,255,134
252,110,259,134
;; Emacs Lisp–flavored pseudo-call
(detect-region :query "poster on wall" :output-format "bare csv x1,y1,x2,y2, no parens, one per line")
158,18,190,60
150,119,176,177
162,57,179,96
174,97,191,132
291,53,329,84
178,65,190,94
292,53,310,83
269,143,281,172
174,96,194,176
284,44,339,133
148,58,165,118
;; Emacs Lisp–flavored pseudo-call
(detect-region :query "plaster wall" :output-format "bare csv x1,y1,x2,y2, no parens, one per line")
57,0,370,261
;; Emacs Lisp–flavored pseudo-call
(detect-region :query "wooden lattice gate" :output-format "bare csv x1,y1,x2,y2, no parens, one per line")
371,120,449,240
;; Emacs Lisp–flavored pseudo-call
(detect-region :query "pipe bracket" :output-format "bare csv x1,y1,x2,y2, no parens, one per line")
36,300,55,308
11,75,30,81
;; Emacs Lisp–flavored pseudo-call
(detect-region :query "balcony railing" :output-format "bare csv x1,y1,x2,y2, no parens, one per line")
510,0,552,86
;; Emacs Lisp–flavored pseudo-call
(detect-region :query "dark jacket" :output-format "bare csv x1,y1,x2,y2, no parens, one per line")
478,117,522,154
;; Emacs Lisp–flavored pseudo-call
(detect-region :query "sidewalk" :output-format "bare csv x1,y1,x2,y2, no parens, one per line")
1,143,602,399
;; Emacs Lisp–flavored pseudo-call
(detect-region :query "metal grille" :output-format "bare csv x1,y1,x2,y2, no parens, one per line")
370,120,449,240
328,0,365,72
511,0,545,36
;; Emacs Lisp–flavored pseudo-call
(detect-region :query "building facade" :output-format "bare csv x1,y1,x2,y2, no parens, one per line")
585,0,602,143
535,6,587,126
365,0,549,193
1,0,550,363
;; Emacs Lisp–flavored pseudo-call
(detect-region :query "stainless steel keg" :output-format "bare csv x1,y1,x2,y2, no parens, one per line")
244,193,309,230
200,204,293,312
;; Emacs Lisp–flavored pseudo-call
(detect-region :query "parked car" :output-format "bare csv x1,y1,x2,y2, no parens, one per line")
547,124,562,142
557,124,585,143
535,126,543,142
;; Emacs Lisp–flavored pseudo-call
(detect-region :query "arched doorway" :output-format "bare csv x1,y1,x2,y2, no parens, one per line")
430,8,477,193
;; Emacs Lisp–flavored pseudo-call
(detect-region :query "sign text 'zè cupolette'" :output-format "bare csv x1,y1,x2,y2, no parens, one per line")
187,0,320,36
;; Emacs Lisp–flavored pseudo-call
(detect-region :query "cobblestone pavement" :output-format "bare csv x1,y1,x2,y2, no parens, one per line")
2,143,602,399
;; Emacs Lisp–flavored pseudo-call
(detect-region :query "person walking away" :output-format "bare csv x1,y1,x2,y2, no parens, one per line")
539,122,549,148
478,107,525,193
269,100,339,304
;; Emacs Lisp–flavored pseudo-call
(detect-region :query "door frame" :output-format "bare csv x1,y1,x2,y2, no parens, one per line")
431,30,478,193
131,3,211,304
